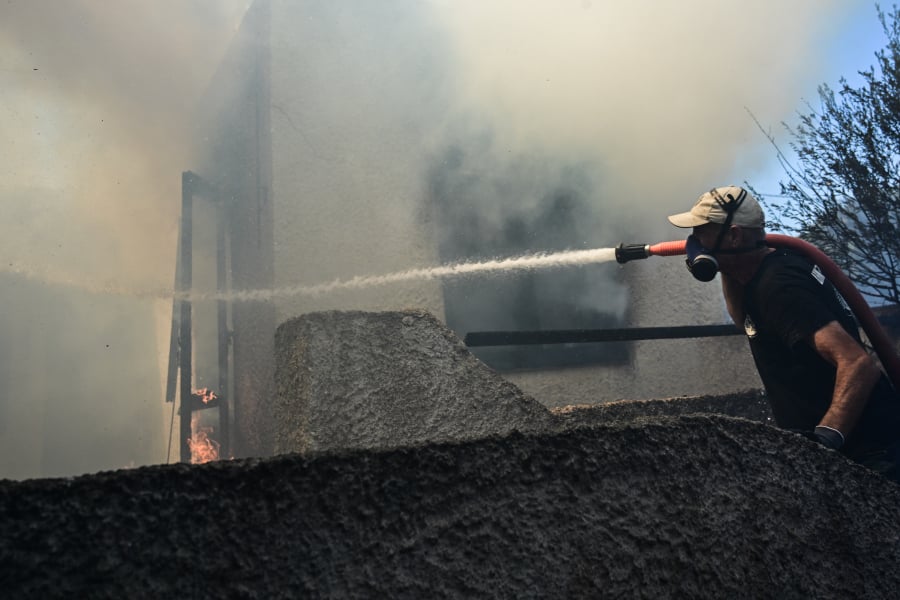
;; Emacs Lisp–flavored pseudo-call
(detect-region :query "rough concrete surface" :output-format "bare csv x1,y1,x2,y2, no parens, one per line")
273,310,771,454
3,416,900,599
274,310,555,454
554,389,774,428
4,309,900,598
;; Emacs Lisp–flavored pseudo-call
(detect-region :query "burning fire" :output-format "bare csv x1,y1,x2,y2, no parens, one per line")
188,388,221,464
192,387,218,404
189,413,220,464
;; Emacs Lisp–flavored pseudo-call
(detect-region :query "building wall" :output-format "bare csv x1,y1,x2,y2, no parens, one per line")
508,258,761,407
267,1,447,321
195,0,762,457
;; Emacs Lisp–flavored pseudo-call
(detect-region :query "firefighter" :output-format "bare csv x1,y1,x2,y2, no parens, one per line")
668,186,900,481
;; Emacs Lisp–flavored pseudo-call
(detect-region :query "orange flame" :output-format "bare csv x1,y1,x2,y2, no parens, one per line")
188,413,220,464
192,387,219,404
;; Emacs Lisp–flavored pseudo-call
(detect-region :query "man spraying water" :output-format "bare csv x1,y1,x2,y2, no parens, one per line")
668,185,900,482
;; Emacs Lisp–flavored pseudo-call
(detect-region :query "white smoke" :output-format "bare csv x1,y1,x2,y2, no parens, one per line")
431,0,872,239
0,0,881,477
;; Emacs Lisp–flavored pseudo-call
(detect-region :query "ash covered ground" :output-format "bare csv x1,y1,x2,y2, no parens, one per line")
3,310,900,598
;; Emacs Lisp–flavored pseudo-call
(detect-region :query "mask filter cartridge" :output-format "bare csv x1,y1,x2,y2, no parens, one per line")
685,234,719,282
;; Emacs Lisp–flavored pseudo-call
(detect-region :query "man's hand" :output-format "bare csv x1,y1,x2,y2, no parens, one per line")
813,425,844,450
793,426,845,450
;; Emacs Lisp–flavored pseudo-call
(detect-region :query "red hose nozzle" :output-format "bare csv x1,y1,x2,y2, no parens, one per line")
615,240,689,263
616,240,689,263
614,243,651,263
648,240,688,257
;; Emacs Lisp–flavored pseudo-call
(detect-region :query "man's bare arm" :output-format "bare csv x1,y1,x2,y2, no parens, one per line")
810,320,882,437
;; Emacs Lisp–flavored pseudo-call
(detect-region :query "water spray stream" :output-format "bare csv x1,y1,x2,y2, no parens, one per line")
192,247,618,303
0,261,173,300
1,247,619,303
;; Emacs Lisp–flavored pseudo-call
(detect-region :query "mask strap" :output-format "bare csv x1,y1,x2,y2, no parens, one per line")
709,188,746,253
714,240,767,255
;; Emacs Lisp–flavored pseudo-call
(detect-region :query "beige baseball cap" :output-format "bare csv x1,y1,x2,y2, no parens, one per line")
667,185,765,229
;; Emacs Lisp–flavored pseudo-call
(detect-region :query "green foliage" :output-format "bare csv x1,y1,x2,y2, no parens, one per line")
755,5,900,306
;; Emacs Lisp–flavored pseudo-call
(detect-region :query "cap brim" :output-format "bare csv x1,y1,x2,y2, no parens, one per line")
667,211,710,228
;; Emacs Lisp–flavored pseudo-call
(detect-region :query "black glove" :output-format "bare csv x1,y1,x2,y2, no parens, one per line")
792,426,845,450
813,425,845,450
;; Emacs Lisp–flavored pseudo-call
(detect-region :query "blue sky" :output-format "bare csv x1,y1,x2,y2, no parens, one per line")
746,2,889,199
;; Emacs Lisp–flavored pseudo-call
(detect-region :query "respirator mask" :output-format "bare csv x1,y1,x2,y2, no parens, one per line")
684,188,749,282
685,234,720,282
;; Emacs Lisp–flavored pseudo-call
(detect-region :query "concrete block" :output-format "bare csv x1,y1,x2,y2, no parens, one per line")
274,309,554,453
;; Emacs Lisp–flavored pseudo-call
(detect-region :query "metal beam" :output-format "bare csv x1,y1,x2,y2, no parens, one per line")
217,200,230,460
464,324,742,347
179,172,195,463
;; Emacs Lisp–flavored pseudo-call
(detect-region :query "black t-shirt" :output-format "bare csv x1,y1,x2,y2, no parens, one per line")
743,249,900,458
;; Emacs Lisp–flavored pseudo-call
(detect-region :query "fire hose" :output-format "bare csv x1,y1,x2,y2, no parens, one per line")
615,234,900,393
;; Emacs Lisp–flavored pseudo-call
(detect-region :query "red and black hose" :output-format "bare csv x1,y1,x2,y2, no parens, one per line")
620,234,900,391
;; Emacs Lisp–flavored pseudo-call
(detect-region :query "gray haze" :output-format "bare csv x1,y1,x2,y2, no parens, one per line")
0,0,251,478
0,0,881,478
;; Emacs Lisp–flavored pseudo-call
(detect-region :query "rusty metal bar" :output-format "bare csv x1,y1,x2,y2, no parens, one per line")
217,201,231,460
164,221,182,405
179,172,195,464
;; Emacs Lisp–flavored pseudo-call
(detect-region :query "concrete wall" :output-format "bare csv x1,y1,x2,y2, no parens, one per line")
267,1,447,320
9,408,900,598
272,309,769,456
